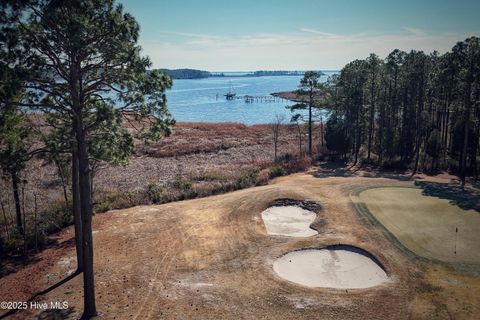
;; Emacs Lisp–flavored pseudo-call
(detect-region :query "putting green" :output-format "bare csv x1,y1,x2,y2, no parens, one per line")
357,187,480,264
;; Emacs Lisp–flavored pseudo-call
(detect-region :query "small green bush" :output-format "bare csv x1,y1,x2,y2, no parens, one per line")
93,201,113,213
40,203,73,235
3,235,23,254
268,165,285,179
173,175,193,192
147,183,163,204
94,190,145,212
235,169,258,189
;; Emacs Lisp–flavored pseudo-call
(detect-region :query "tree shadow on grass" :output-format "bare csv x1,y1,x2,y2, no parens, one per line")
0,272,79,320
312,161,416,181
0,255,41,278
313,161,355,178
360,171,415,181
415,180,480,213
0,236,76,279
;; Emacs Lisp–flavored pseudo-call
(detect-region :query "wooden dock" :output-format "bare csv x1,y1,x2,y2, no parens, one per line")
231,95,285,103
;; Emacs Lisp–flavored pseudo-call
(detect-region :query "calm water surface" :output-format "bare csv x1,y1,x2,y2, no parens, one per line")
166,72,335,125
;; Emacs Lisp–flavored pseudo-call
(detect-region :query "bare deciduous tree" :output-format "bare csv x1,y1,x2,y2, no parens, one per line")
271,114,285,163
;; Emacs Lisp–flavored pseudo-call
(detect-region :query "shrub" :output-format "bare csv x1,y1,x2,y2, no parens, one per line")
278,153,294,162
173,175,193,191
25,230,47,251
235,169,258,189
147,182,163,204
40,202,73,235
3,235,23,254
193,169,227,182
256,169,270,185
176,187,198,201
283,156,312,173
93,201,113,213
94,190,145,213
268,165,285,179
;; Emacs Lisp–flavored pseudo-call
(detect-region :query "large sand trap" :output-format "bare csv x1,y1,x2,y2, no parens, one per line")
273,247,388,289
261,205,317,237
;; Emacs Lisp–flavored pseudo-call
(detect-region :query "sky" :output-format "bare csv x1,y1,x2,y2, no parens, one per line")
119,0,480,71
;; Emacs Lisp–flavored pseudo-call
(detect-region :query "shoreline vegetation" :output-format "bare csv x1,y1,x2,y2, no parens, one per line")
0,120,318,264
271,90,323,103
159,68,325,79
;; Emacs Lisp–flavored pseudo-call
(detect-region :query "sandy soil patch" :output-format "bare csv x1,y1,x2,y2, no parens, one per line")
261,206,317,237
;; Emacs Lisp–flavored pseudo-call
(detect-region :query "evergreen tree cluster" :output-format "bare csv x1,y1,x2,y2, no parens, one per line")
159,68,212,79
323,37,480,184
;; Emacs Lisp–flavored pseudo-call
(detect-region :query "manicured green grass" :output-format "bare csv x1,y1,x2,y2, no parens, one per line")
357,187,480,264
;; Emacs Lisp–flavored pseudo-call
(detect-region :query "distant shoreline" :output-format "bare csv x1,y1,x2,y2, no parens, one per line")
271,91,306,103
160,68,329,79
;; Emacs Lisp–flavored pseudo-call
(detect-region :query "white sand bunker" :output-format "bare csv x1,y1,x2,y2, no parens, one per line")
261,206,317,237
273,247,388,289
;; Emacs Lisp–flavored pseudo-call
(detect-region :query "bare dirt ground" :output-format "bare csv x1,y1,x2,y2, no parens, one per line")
1,169,479,319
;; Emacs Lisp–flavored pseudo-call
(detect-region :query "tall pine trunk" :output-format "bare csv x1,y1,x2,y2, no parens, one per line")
308,104,312,156
1,198,9,239
75,118,97,319
11,173,23,235
72,133,83,273
55,158,69,207
367,68,376,161
71,59,96,318
460,63,473,188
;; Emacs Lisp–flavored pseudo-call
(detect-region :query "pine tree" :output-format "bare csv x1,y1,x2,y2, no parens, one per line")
2,1,175,317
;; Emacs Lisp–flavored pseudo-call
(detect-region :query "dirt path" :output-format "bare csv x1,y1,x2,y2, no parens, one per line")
1,173,479,319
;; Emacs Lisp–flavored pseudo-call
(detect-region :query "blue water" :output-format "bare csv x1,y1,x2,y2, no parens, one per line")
166,72,335,125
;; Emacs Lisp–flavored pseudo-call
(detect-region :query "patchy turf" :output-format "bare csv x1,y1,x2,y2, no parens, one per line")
355,187,480,265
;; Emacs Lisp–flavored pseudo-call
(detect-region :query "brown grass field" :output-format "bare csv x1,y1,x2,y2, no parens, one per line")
1,167,479,319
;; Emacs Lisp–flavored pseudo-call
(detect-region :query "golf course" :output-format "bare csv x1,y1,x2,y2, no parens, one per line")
355,186,480,265
1,170,479,319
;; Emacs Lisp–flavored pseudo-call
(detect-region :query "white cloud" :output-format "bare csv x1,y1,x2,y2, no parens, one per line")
402,27,427,37
141,29,478,71
299,28,339,39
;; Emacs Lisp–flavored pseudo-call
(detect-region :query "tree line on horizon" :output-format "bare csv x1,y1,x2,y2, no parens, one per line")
313,37,479,186
158,68,322,79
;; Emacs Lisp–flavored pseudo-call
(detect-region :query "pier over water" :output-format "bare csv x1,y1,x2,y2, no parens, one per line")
229,95,286,103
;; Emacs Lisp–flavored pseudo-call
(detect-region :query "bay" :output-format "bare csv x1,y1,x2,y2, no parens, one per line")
165,71,335,125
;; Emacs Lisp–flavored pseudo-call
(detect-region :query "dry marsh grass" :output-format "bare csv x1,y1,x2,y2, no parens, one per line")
0,121,318,255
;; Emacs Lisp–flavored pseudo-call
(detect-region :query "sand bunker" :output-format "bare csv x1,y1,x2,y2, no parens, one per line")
261,206,317,237
273,247,388,289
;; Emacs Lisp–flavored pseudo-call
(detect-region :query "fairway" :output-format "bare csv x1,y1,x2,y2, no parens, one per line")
357,187,480,264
